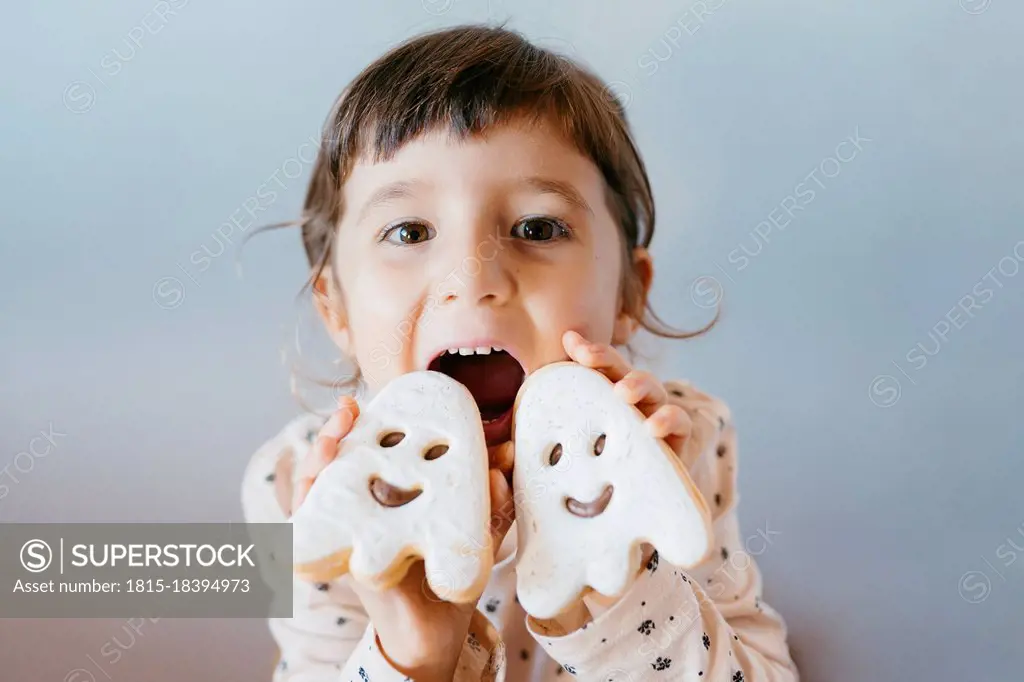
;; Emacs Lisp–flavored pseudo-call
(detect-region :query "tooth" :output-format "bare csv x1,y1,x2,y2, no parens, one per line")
447,348,458,355
475,346,491,355
492,346,503,353
458,348,473,355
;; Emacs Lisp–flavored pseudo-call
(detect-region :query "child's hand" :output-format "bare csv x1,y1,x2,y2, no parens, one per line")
290,396,361,513
285,395,514,681
350,479,511,679
562,330,693,457
559,330,696,613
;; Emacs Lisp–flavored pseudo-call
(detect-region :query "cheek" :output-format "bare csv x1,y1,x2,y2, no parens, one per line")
528,255,621,339
337,261,425,374
344,252,425,319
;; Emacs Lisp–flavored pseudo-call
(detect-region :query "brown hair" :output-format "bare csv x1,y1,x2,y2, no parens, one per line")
256,23,716,396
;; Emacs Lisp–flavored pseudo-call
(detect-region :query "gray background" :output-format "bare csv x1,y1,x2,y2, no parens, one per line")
2,0,1022,680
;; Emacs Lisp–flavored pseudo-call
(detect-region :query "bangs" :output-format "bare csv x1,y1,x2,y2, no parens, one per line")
318,24,648,248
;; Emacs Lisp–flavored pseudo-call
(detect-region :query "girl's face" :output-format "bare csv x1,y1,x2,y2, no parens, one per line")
322,118,651,445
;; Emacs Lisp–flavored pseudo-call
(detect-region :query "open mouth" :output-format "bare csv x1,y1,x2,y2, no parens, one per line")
565,485,614,518
428,347,525,446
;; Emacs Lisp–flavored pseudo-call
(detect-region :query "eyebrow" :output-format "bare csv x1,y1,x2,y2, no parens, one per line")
518,176,594,216
355,176,594,223
355,180,423,224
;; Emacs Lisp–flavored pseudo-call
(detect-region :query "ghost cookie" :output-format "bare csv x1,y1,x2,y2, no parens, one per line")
289,370,493,603
512,362,713,619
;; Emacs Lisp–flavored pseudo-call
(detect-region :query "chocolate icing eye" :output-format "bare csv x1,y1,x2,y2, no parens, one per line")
379,431,405,447
593,434,606,456
423,444,449,460
548,443,563,466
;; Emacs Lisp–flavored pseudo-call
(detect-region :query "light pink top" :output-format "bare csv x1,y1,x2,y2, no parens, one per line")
241,379,799,681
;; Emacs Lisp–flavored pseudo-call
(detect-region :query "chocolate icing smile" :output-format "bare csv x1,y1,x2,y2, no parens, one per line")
565,484,614,518
369,477,423,508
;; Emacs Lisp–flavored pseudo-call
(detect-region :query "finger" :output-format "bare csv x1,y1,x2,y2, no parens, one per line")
488,441,514,480
562,330,632,383
273,448,295,517
326,396,361,438
291,477,314,515
488,469,515,552
293,429,339,510
293,397,360,510
296,398,360,481
645,403,693,457
614,370,668,418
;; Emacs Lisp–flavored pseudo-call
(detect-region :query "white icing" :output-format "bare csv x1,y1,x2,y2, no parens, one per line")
290,370,493,602
512,362,712,619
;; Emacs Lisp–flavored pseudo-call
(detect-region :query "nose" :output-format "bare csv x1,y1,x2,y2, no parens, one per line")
438,227,514,308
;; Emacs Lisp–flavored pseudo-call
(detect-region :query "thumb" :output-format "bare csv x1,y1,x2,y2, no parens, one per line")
487,469,515,557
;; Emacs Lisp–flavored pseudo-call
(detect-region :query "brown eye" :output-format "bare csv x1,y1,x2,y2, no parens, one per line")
423,444,449,460
379,432,405,447
383,222,435,245
548,443,563,466
511,217,569,242
593,434,606,456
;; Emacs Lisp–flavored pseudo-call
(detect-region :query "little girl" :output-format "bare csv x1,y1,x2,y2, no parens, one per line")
241,24,799,682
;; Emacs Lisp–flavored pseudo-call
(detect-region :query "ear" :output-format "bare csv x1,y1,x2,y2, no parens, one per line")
312,267,352,355
612,246,654,345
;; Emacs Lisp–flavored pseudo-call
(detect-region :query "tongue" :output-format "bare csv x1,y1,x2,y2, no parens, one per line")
439,352,524,417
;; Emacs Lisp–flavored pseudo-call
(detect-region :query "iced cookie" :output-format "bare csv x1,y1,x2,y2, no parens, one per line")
289,370,493,603
512,362,713,619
